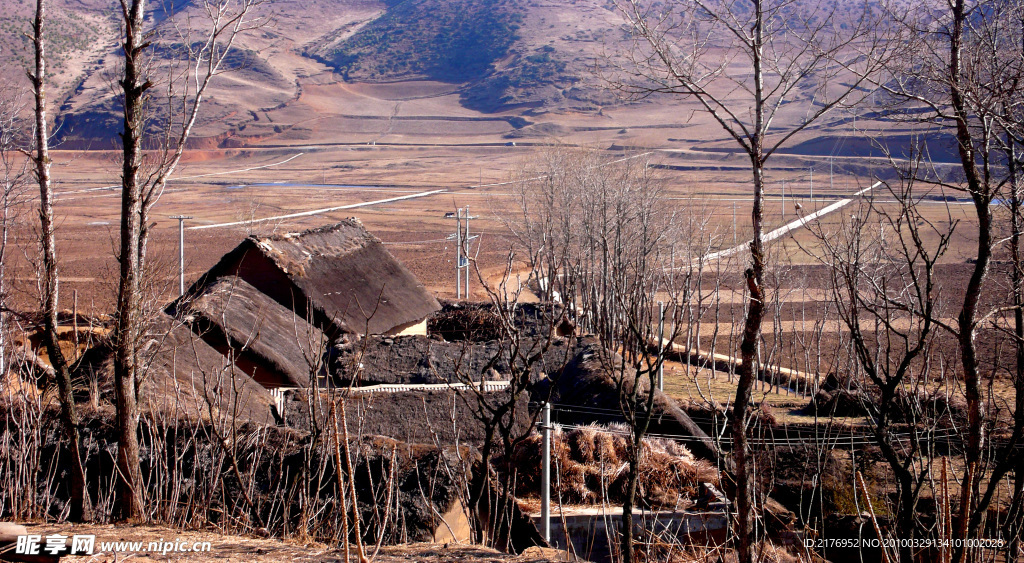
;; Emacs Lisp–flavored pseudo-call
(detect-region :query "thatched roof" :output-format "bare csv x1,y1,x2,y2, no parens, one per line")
283,388,531,446
175,276,325,388
86,314,277,424
429,301,573,342
539,338,721,463
332,334,579,387
175,220,440,337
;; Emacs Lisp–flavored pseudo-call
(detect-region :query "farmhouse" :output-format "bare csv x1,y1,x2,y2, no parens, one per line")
175,219,440,337
169,219,441,388
172,276,325,388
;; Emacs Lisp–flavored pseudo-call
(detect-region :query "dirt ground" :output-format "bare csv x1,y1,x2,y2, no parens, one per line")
12,524,569,562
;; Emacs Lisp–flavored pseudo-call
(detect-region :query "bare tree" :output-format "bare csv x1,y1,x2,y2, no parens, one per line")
0,87,28,387
503,148,719,561
108,0,267,519
25,0,92,522
811,175,950,562
591,182,688,563
607,2,894,559
448,252,572,548
869,2,1024,559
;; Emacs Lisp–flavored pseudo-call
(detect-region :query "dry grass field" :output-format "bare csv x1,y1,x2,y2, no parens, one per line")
6,83,972,314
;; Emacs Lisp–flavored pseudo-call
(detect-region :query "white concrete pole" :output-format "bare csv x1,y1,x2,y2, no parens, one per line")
456,209,462,299
464,206,470,298
541,402,551,544
170,215,192,296
179,220,184,295
658,301,665,392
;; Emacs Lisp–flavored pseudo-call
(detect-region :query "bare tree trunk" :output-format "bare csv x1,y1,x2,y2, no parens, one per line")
948,2,991,555
1006,137,1024,563
29,0,90,522
733,157,765,563
620,436,641,563
112,0,151,521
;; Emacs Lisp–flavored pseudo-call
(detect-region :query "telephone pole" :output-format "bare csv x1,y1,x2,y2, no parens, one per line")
169,215,192,296
464,206,471,297
541,402,552,543
658,301,665,391
451,207,477,299
781,179,786,219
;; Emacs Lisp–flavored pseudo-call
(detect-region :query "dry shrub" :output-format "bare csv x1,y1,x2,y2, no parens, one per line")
755,403,778,427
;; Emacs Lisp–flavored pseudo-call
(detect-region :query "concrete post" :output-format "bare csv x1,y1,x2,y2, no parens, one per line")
658,301,665,392
456,208,462,299
541,402,551,544
170,215,192,296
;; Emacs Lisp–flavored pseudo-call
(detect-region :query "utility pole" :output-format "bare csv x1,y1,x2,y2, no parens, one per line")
658,301,665,392
456,208,462,299
464,205,471,298
781,179,786,219
541,402,551,544
809,167,813,201
732,202,737,244
169,215,192,296
451,206,477,299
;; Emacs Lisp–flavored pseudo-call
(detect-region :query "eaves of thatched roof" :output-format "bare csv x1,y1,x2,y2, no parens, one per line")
176,219,440,337
177,276,325,388
129,314,277,424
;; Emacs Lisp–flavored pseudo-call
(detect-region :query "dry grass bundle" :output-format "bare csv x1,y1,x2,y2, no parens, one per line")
507,422,719,508
567,424,597,463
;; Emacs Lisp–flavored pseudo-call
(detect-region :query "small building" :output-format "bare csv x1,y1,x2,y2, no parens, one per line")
176,276,325,388
169,219,440,389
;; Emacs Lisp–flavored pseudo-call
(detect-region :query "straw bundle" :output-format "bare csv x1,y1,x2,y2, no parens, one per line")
507,422,718,508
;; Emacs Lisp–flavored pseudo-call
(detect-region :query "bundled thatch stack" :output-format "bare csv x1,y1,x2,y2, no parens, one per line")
507,423,719,509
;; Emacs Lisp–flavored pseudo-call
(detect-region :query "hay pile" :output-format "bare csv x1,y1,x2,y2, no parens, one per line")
507,423,719,509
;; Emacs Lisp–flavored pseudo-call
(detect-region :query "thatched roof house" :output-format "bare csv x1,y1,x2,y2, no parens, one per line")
174,276,325,388
174,219,440,338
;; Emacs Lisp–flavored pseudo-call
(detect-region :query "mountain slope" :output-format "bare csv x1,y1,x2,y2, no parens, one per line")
308,0,619,112
0,0,634,144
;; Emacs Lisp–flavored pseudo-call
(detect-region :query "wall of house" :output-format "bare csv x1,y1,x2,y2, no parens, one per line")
393,317,429,336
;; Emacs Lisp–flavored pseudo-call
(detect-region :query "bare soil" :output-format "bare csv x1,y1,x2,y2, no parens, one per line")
13,523,567,562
